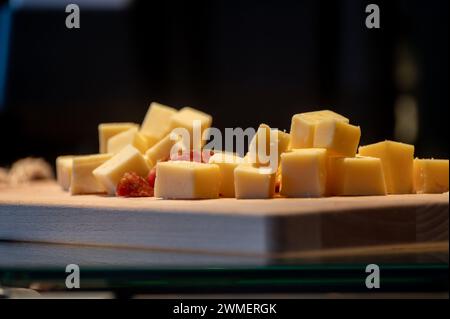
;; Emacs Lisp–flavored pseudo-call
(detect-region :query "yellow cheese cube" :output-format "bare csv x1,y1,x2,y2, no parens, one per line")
140,102,178,146
327,156,387,196
358,140,414,194
413,159,449,194
170,107,212,133
278,131,291,154
234,164,276,199
248,124,290,168
280,149,328,198
56,155,74,191
170,107,212,148
107,127,150,154
208,152,244,198
154,161,220,199
313,119,361,157
98,123,139,154
93,145,150,195
249,124,270,165
145,133,184,168
71,154,113,195
290,110,349,149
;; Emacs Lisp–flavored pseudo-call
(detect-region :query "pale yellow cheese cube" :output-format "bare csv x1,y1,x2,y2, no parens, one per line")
140,102,178,146
234,164,276,199
170,107,212,148
358,140,414,194
290,110,349,149
208,152,244,198
56,155,74,191
170,107,212,133
107,127,150,154
145,133,184,168
327,156,387,196
71,154,113,195
98,123,139,154
248,124,290,168
154,161,220,199
413,159,449,194
313,119,361,157
249,124,271,165
280,149,328,198
93,145,150,195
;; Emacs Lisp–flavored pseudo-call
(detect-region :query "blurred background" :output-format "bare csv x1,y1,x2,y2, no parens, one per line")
0,0,448,167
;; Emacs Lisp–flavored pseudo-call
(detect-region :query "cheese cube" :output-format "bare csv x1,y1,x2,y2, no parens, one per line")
140,102,178,146
98,123,139,154
56,155,74,191
327,156,387,196
280,149,328,198
154,161,220,199
93,145,150,195
248,124,290,168
413,159,449,194
249,124,270,166
208,152,244,198
290,110,349,149
107,127,150,154
145,133,184,168
71,154,113,195
170,107,212,133
234,164,276,199
358,140,414,194
278,131,291,155
313,119,361,157
170,107,212,148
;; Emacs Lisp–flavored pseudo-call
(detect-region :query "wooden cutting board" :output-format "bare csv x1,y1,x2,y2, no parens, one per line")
0,182,448,256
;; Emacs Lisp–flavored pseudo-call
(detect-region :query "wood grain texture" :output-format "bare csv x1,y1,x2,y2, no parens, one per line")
0,182,448,255
0,241,447,267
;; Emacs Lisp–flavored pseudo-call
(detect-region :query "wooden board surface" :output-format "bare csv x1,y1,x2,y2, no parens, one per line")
0,241,447,268
0,182,448,256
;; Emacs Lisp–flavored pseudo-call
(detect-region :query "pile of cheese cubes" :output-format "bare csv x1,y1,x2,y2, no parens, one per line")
56,103,449,199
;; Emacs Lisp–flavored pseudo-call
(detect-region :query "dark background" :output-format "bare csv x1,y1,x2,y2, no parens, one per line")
0,0,448,167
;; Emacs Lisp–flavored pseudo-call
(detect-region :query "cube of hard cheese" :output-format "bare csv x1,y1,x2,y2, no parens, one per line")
71,154,113,195
208,152,244,198
98,123,139,154
145,133,184,168
170,107,212,148
170,107,212,133
327,156,387,196
313,119,361,157
413,159,449,194
93,145,150,195
107,127,150,154
280,149,327,198
358,140,414,194
140,102,178,146
248,124,290,167
56,155,74,191
234,164,276,199
154,161,220,199
290,110,349,149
